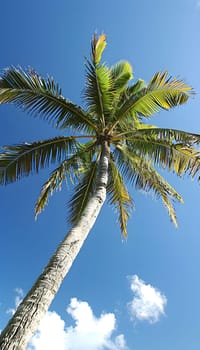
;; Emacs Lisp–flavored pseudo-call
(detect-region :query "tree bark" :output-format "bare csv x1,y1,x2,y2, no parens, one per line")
0,143,110,350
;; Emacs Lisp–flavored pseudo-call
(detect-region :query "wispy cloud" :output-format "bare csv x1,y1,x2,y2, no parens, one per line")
27,298,128,350
6,288,24,316
127,275,167,324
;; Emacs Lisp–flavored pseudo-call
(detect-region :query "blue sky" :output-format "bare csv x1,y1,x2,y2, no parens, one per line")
1,1,200,349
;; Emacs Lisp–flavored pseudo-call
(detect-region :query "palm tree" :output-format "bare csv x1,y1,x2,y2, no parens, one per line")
0,34,200,350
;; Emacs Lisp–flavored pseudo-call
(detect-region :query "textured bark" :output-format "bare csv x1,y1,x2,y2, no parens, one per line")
0,143,110,350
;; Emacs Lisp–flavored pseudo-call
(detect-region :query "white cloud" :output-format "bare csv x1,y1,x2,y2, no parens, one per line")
27,298,128,350
27,311,66,350
6,288,24,316
128,275,167,324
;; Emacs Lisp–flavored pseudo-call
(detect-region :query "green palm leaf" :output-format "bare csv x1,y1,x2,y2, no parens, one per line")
107,158,133,237
84,59,113,126
114,145,183,226
0,67,96,132
121,128,200,177
110,61,133,92
35,161,70,218
119,127,200,144
135,71,192,115
112,71,192,129
68,154,100,224
106,61,134,126
0,136,78,184
128,79,146,95
35,140,97,217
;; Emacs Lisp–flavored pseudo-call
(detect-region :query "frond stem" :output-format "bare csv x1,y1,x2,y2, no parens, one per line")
94,67,106,129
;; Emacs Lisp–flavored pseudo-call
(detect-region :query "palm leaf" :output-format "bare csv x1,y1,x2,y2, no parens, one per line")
128,79,146,95
119,127,200,144
106,61,134,126
35,140,97,216
0,66,96,132
84,59,113,126
110,61,133,92
0,136,78,184
68,154,100,224
135,71,192,116
114,146,183,226
112,71,192,129
35,161,70,218
118,128,200,177
91,33,107,66
107,158,133,237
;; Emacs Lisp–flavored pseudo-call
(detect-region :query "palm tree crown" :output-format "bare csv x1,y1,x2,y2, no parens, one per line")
0,33,199,236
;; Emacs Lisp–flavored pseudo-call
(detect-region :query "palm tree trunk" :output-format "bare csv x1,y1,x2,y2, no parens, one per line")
0,142,110,350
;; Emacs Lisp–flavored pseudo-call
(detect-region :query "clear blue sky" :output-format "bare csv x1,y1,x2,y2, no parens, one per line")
1,1,200,349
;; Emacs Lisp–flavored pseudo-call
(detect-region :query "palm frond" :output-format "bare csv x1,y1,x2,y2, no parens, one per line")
107,158,133,237
0,66,96,132
35,161,69,218
117,128,200,177
83,33,115,128
114,146,183,226
128,79,146,95
110,61,133,92
84,59,113,126
105,61,134,126
91,33,107,66
112,71,192,129
0,136,78,184
106,80,146,133
68,154,100,224
35,140,97,217
133,72,192,116
125,127,200,144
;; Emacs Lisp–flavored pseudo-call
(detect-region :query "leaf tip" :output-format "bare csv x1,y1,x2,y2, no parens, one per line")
91,32,107,66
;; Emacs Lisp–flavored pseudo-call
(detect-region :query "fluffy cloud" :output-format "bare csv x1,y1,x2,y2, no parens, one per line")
128,275,167,324
27,298,127,350
3,276,167,349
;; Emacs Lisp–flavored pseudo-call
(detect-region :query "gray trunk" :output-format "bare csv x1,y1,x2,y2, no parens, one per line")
0,143,109,350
